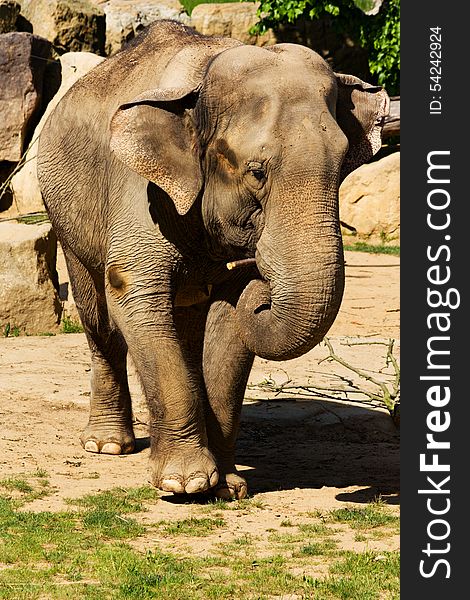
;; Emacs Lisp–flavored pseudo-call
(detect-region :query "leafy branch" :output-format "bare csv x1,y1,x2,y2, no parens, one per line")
252,0,400,94
247,337,400,426
320,337,400,414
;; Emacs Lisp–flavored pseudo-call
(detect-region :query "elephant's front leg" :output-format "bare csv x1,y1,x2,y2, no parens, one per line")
135,329,218,494
203,292,255,499
106,266,218,495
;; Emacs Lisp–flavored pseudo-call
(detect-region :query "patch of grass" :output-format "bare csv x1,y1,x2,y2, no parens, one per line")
67,486,159,514
32,468,49,478
199,496,264,513
343,241,400,255
158,517,226,537
301,554,398,599
311,550,400,599
229,497,265,510
0,472,54,505
298,539,337,556
61,315,84,334
280,519,293,527
220,533,256,556
328,503,399,530
298,522,335,536
0,477,34,495
82,509,145,539
2,323,21,337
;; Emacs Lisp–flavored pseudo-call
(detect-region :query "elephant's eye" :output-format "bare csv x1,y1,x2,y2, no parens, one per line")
251,169,265,182
247,161,266,185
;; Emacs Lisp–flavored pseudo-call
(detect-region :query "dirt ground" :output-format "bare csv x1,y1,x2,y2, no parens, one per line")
0,249,399,556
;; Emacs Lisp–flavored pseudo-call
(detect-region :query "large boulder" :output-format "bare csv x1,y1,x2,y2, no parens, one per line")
20,0,106,54
96,0,189,55
0,222,62,334
0,32,52,162
190,2,275,46
9,51,105,217
0,0,20,33
339,152,400,245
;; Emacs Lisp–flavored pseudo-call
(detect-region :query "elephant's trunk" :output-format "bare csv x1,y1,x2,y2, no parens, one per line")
235,179,344,361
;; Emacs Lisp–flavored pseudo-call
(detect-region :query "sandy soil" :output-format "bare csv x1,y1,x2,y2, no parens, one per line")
0,249,399,555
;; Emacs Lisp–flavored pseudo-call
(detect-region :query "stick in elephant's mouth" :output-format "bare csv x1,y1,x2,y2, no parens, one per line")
226,258,257,270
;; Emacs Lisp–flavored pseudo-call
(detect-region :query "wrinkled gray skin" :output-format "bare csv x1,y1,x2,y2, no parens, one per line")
37,21,389,499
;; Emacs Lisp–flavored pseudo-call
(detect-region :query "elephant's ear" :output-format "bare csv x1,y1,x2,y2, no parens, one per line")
335,73,390,181
110,86,202,215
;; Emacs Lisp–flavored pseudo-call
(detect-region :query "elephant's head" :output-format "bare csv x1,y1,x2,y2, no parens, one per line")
110,40,389,361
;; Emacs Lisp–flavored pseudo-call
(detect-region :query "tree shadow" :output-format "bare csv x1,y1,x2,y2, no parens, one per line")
236,397,399,502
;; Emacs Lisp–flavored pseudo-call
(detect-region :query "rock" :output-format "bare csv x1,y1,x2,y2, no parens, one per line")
8,52,105,217
0,0,20,33
0,222,62,334
339,152,400,244
95,0,189,55
190,2,275,46
20,0,106,54
0,32,52,163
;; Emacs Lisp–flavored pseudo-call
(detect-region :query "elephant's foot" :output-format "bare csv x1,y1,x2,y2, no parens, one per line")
213,470,248,500
151,445,218,495
80,424,135,455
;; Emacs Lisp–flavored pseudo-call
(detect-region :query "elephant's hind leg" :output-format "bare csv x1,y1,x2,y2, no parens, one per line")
63,247,135,455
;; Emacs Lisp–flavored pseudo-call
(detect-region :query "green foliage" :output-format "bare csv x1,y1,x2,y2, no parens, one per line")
343,241,400,255
180,0,248,17
3,323,21,337
253,0,400,94
61,315,84,334
15,212,50,225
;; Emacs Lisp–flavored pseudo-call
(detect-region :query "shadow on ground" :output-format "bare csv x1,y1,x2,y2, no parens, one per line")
236,397,399,500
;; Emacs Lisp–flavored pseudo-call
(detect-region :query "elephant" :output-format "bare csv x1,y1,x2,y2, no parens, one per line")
37,20,389,499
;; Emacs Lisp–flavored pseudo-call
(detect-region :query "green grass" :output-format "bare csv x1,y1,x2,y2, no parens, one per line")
157,516,226,536
199,496,265,512
298,539,337,556
61,315,84,334
2,323,21,337
327,503,399,530
67,486,159,514
343,241,400,255
302,551,400,599
298,522,335,536
0,472,54,505
0,482,399,599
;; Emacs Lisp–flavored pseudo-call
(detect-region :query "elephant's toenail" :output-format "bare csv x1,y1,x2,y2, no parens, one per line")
185,477,210,494
161,479,185,493
101,442,122,455
84,441,99,453
209,470,219,487
237,484,248,500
